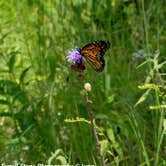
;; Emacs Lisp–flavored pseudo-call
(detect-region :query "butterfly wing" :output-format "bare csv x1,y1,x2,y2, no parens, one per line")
80,41,110,72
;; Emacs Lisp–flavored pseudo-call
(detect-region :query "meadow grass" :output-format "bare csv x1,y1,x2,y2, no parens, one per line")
0,0,165,165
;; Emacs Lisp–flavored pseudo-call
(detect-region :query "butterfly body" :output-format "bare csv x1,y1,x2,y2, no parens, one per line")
80,41,110,72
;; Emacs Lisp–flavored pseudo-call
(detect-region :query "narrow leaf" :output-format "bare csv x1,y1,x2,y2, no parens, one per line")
134,89,151,107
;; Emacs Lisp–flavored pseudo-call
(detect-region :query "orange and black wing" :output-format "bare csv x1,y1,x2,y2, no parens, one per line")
80,41,110,72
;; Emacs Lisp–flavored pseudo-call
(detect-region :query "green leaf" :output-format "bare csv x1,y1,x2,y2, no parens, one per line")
0,32,10,44
107,128,116,142
107,128,123,158
0,99,9,105
0,80,20,95
0,112,12,117
107,95,114,103
163,119,166,133
48,149,67,164
105,73,111,97
8,51,20,72
13,91,27,104
134,89,151,107
19,66,31,83
95,113,109,120
55,156,67,165
99,139,109,156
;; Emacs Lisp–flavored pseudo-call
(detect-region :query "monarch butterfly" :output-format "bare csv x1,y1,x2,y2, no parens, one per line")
79,41,110,72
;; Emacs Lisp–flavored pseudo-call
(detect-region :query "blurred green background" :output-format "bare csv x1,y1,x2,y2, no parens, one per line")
0,0,165,165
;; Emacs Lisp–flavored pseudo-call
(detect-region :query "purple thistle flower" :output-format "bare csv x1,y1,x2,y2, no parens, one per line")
66,48,82,64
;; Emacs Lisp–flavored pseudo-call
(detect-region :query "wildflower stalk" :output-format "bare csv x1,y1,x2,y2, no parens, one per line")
85,96,105,166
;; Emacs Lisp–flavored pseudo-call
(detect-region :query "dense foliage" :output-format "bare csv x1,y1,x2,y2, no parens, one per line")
0,0,165,165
